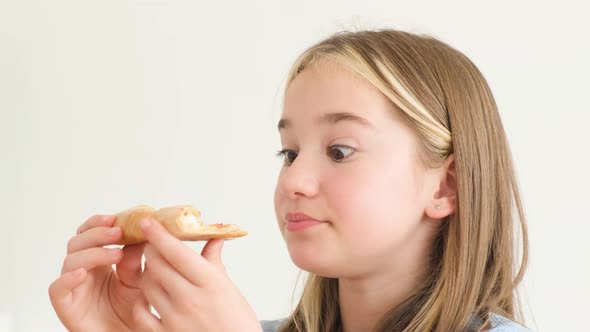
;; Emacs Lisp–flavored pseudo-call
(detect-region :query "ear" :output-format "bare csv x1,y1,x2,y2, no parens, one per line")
425,154,457,220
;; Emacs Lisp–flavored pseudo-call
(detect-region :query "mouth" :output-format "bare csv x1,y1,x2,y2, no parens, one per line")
285,212,327,232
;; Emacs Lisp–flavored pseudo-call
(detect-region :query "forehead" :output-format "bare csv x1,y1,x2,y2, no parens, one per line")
282,61,398,124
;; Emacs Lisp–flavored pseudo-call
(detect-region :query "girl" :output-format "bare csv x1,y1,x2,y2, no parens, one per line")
49,28,531,332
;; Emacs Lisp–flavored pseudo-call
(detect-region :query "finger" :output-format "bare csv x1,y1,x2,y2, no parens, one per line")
140,218,213,285
76,214,117,235
142,262,175,319
61,247,123,274
116,243,146,289
201,239,226,273
133,295,162,332
144,244,194,298
67,226,123,254
48,268,87,311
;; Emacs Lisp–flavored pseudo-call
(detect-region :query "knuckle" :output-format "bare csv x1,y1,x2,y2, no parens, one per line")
180,295,203,312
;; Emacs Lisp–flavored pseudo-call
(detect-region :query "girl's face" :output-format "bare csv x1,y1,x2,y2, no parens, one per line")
274,61,438,278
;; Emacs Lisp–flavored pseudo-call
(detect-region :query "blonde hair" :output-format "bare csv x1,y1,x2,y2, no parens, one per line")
277,29,529,332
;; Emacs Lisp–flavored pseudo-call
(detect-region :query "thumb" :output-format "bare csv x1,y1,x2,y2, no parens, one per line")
116,243,146,288
201,239,226,272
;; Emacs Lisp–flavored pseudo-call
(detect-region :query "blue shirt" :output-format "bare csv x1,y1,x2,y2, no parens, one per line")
260,313,532,331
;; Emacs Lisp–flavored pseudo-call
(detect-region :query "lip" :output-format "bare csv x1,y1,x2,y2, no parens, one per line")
285,212,326,232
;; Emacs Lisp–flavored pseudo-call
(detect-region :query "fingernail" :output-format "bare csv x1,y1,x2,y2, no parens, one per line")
140,218,153,230
108,227,121,235
104,215,117,223
110,249,122,257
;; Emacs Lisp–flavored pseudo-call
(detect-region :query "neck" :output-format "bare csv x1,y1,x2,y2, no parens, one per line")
338,272,420,332
338,227,435,332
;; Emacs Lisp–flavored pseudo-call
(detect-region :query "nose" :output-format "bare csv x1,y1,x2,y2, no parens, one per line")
277,153,319,199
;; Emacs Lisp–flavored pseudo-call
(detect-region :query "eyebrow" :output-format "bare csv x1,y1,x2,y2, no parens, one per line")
278,112,373,131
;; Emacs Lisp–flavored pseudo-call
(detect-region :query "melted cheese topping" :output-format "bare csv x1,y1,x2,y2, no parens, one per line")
181,213,203,232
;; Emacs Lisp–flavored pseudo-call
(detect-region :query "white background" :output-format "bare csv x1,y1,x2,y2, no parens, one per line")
1,0,589,331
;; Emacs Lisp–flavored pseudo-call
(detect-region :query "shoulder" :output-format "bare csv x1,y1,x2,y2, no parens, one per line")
487,313,533,332
260,319,286,332
260,315,532,332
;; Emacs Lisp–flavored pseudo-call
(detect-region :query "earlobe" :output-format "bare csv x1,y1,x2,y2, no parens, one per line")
426,201,455,219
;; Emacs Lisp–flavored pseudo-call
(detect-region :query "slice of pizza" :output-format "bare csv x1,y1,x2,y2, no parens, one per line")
113,204,248,245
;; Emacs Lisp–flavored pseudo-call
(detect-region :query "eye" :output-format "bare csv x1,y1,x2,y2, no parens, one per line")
275,146,355,165
275,149,298,165
328,145,355,161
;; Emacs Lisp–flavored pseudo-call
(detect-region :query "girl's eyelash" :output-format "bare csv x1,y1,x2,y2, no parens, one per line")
274,146,356,164
275,149,290,157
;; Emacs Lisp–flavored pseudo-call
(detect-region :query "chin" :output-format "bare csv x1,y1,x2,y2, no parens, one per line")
286,241,343,278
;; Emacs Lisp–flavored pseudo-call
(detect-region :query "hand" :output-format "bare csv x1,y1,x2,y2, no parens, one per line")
133,218,262,332
48,215,149,332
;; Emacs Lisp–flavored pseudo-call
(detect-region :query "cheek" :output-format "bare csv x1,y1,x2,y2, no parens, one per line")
326,161,423,250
